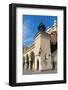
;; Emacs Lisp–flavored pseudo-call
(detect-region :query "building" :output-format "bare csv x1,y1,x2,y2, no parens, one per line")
23,20,57,72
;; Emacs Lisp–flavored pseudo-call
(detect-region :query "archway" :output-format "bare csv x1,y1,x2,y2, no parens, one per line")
37,59,39,70
51,55,55,70
30,51,35,70
23,56,25,70
26,54,29,69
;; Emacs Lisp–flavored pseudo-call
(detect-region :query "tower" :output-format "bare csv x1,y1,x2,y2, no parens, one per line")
34,22,52,71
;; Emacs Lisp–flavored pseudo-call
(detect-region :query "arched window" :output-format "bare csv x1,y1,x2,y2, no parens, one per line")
30,51,35,70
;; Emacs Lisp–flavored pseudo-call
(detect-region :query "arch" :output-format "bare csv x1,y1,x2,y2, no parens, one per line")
51,55,56,70
37,59,39,70
30,51,35,70
26,54,29,69
23,56,25,70
52,60,55,70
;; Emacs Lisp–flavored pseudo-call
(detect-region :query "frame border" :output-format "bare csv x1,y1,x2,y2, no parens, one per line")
9,3,66,86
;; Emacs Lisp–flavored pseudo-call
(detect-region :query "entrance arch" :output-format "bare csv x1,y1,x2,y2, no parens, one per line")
30,51,35,70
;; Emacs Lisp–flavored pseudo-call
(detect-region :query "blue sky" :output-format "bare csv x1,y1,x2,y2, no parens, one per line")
22,15,57,47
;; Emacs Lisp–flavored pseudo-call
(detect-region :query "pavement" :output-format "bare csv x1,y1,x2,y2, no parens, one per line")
23,69,57,75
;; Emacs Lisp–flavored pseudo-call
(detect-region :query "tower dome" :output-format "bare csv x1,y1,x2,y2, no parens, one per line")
38,22,46,32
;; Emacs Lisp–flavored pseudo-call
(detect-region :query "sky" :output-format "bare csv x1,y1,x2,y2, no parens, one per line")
22,15,57,47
